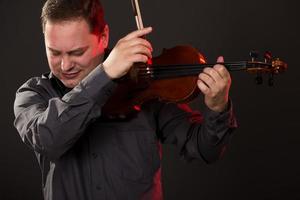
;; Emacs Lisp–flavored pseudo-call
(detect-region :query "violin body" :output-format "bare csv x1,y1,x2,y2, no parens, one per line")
102,45,206,117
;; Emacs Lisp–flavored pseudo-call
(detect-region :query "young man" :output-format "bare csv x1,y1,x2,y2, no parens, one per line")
14,0,237,199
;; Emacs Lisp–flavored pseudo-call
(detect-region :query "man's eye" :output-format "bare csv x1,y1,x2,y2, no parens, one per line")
51,51,60,56
72,51,84,56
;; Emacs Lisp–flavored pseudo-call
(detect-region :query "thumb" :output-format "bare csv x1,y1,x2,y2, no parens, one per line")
217,56,224,63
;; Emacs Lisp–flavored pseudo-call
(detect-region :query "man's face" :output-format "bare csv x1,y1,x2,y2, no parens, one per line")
44,18,109,88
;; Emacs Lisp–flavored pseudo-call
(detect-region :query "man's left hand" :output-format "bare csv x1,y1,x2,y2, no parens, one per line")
197,56,231,112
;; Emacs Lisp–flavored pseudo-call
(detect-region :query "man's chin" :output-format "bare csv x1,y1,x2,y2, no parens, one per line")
59,71,89,88
61,79,80,89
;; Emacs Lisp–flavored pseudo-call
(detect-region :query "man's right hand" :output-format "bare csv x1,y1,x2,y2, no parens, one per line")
102,27,153,79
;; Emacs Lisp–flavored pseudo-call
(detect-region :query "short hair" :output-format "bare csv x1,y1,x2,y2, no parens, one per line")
41,0,106,34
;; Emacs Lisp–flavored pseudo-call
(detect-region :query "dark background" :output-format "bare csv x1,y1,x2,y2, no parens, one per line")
1,0,299,199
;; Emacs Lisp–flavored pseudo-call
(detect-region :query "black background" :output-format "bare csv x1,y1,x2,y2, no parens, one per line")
1,0,300,199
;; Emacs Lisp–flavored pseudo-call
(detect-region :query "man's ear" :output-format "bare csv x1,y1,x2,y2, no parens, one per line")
100,24,109,49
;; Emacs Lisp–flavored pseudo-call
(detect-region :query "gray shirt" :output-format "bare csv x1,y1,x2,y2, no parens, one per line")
14,65,237,200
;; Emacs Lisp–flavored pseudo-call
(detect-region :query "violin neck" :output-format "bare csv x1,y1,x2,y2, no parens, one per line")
138,62,248,80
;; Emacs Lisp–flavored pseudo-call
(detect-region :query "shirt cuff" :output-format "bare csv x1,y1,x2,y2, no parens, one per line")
203,99,238,139
78,64,117,107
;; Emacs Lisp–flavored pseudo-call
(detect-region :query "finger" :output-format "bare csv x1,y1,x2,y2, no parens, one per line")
197,79,210,95
123,27,152,41
213,64,231,80
200,67,227,95
213,56,227,79
126,38,153,52
217,56,224,63
130,54,149,63
199,71,221,96
129,45,152,58
198,72,215,88
203,67,222,83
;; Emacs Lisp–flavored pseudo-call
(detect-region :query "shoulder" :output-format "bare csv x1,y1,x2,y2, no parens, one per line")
15,72,60,105
16,73,52,93
14,73,55,112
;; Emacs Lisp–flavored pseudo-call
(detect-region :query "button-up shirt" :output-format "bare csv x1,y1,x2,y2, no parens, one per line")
14,65,237,200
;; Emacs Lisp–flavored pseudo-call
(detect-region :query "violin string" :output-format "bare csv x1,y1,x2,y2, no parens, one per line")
138,68,216,79
139,65,248,73
139,62,248,70
137,62,248,76
138,62,247,71
136,61,272,79
138,71,200,80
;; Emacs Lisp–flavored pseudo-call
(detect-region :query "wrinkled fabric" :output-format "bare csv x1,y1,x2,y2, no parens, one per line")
14,65,237,200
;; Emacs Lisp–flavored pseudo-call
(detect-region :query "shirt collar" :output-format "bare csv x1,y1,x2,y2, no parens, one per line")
46,72,72,95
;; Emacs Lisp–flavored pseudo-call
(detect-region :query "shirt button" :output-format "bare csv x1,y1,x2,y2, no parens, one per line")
92,153,98,159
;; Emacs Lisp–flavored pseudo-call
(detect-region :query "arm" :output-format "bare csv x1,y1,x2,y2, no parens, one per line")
14,66,116,161
155,101,237,163
14,27,153,161
156,56,237,163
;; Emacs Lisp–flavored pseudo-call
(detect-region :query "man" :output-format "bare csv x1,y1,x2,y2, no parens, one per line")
13,0,237,199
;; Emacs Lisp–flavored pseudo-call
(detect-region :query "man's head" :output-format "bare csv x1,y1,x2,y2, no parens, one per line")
41,0,109,88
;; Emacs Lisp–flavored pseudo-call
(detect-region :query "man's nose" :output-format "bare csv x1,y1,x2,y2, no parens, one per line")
61,55,74,71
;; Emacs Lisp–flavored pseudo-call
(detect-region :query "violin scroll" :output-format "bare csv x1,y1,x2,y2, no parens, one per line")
245,51,287,86
246,51,287,74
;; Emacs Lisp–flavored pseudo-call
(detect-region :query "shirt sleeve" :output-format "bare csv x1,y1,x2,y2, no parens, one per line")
155,100,237,163
13,66,117,161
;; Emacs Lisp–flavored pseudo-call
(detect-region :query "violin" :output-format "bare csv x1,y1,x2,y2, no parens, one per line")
101,0,287,117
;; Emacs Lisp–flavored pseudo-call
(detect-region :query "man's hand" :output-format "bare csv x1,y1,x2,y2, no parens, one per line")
102,27,153,79
197,56,231,112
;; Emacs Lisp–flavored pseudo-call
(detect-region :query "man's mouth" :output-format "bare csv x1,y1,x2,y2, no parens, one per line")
62,71,80,79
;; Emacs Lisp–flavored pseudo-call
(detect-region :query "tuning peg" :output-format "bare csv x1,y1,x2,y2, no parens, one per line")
255,74,263,85
264,51,272,62
250,51,259,61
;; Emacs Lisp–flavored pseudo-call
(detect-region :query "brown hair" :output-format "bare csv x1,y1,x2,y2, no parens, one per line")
41,0,106,34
